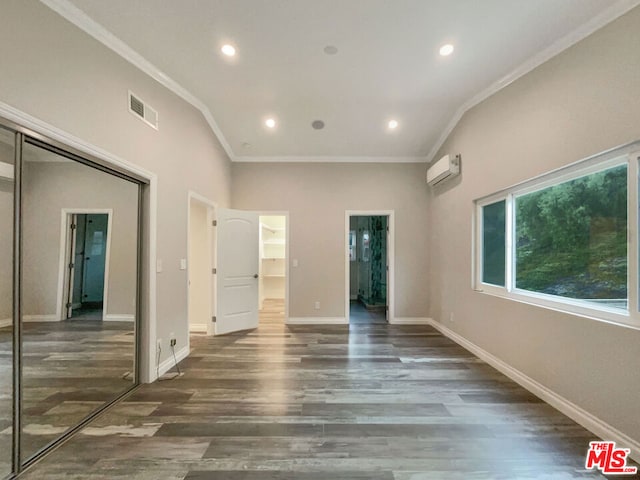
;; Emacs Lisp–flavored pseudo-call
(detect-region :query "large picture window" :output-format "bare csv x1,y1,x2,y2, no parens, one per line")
515,164,627,309
475,145,638,328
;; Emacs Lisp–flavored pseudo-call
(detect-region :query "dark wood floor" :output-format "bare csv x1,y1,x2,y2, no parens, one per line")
19,300,635,479
0,319,134,475
0,325,11,476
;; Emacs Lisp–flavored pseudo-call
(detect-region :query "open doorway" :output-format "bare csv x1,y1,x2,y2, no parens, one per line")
259,215,288,324
189,204,289,336
345,211,394,324
61,211,111,321
188,193,216,335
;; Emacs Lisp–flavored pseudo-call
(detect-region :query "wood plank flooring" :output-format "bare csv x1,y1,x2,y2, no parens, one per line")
0,319,134,476
19,300,636,479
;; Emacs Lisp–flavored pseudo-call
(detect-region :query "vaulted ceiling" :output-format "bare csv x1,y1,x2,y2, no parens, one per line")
45,0,638,162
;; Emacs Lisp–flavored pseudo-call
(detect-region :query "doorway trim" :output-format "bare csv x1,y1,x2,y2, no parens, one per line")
345,210,395,324
187,191,217,343
257,211,290,324
56,208,113,322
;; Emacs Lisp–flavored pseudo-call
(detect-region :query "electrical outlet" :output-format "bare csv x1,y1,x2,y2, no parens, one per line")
314,301,320,310
449,313,455,322
156,338,162,351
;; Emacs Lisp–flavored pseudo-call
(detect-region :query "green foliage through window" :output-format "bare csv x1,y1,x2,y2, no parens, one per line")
515,164,627,309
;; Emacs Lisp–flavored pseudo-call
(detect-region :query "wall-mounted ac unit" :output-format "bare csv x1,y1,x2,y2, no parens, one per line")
426,154,460,187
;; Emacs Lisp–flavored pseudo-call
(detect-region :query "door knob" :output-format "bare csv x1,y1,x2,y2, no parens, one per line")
254,274,259,279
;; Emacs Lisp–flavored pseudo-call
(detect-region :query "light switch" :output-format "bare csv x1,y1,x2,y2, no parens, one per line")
180,259,187,270
292,259,298,267
156,259,163,273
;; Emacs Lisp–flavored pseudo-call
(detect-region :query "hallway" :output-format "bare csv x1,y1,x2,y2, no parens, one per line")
22,311,613,479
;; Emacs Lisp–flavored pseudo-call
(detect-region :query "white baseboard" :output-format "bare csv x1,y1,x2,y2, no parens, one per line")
0,318,11,328
287,317,348,325
104,314,135,322
189,323,208,333
23,314,59,322
427,318,640,463
157,345,189,379
390,317,431,325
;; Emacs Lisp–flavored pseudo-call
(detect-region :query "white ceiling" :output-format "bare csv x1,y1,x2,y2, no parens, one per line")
47,0,637,162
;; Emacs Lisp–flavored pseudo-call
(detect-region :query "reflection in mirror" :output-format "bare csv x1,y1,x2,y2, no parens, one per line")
21,141,139,460
0,127,14,477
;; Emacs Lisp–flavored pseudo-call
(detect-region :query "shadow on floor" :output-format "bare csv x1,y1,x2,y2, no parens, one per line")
349,300,387,324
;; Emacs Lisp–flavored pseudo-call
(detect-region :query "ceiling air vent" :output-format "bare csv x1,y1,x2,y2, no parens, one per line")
128,91,158,130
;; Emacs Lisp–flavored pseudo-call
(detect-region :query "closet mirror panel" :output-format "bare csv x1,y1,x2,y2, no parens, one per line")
20,140,139,460
0,127,14,477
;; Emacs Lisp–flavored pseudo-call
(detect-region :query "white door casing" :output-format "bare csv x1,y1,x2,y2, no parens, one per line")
208,205,217,336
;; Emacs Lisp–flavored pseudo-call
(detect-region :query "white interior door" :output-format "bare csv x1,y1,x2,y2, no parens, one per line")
215,208,259,335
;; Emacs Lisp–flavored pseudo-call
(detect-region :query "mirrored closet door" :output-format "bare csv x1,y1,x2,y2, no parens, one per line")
0,120,144,478
20,139,141,460
0,126,15,479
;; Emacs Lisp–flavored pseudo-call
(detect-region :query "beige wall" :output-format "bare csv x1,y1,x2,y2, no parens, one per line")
188,199,210,330
0,180,11,322
430,7,640,444
232,162,429,319
21,159,138,318
0,0,231,364
0,137,13,322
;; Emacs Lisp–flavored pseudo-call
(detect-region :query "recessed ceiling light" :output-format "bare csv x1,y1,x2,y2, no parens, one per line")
323,45,338,55
439,44,454,56
265,118,276,128
388,119,399,130
221,44,236,57
311,120,325,130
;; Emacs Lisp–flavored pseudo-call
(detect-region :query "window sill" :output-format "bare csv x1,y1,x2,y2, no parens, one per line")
474,284,640,331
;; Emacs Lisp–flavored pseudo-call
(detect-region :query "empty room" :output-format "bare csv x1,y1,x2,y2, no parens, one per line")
0,0,639,479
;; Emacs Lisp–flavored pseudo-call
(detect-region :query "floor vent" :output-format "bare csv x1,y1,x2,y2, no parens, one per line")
128,91,158,130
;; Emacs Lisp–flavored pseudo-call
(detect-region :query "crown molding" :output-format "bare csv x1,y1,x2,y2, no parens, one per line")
41,0,640,165
233,155,428,163
426,0,640,164
39,0,237,162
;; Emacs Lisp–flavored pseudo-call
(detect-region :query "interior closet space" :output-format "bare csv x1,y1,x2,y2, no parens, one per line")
259,215,286,321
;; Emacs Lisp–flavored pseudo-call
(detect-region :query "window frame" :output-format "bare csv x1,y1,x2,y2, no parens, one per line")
478,198,508,287
474,143,640,330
